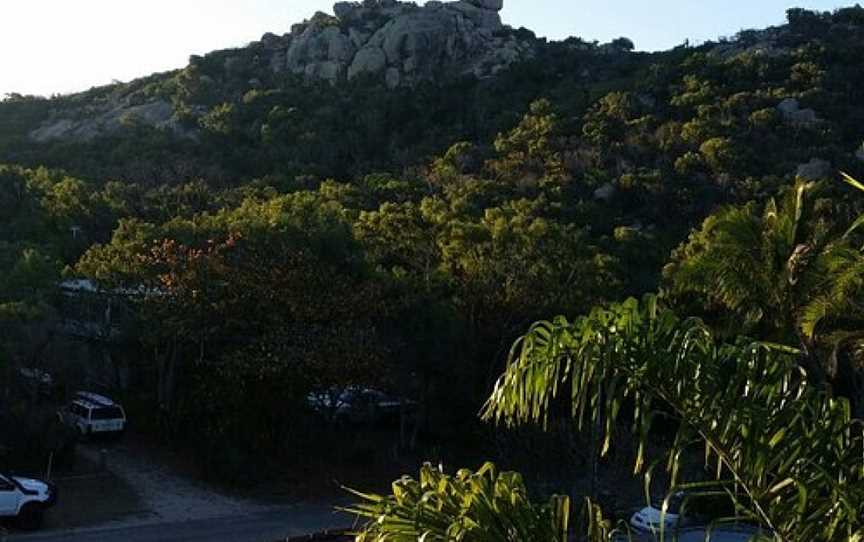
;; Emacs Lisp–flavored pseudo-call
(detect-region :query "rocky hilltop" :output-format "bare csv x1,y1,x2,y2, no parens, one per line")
258,0,533,87
29,0,537,142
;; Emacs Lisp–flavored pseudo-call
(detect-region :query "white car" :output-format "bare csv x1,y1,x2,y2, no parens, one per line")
630,490,743,535
58,392,127,436
0,472,56,529
630,492,684,533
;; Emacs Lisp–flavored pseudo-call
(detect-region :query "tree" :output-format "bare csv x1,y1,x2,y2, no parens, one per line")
610,37,635,52
429,142,479,185
664,176,864,418
664,181,841,336
76,192,404,460
698,136,741,173
487,99,566,185
582,92,640,148
797,174,864,414
483,295,864,541
786,8,829,32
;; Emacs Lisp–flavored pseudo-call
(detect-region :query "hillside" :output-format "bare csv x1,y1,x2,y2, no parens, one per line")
2,4,864,532
1,4,863,186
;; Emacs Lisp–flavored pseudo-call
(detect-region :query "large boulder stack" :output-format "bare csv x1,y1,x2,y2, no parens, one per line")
28,0,537,142
262,0,534,88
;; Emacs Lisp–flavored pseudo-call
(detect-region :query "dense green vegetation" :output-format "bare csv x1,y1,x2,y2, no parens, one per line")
2,5,864,539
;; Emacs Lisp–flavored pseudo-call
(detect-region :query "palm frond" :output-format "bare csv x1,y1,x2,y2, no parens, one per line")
483,295,864,541
345,463,570,542
841,173,864,239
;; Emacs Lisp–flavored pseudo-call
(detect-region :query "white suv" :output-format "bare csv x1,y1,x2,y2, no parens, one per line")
58,392,127,436
0,472,56,529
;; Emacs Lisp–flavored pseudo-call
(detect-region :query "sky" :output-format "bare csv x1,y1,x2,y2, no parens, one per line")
0,0,851,97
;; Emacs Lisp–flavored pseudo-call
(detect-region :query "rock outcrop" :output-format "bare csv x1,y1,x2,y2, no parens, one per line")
777,98,821,128
30,100,180,143
796,158,832,181
258,0,534,88
28,0,535,143
709,27,791,61
593,183,617,202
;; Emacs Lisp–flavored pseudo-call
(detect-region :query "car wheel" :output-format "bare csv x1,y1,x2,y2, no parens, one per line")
17,503,44,530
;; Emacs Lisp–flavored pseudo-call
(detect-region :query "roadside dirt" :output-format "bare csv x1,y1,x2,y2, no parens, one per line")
43,472,142,530
75,442,268,524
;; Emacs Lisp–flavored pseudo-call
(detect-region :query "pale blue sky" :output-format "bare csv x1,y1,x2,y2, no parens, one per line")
0,0,851,97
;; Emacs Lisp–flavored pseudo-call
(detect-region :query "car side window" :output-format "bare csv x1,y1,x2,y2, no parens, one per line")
72,404,89,419
0,476,14,491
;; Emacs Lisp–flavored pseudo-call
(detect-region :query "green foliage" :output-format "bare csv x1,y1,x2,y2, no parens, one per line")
199,102,236,135
842,172,864,239
664,181,844,340
1,6,864,519
698,137,741,173
0,403,78,474
430,142,478,185
346,462,570,542
484,295,864,540
488,99,566,184
663,179,864,407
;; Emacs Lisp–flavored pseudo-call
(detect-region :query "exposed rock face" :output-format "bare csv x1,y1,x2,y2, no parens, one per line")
709,27,790,61
29,0,536,142
796,158,832,181
777,98,800,116
593,183,617,202
264,0,534,88
30,100,180,143
777,98,821,128
467,0,503,10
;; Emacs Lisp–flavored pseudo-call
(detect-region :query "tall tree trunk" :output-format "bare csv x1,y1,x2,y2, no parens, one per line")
156,338,179,440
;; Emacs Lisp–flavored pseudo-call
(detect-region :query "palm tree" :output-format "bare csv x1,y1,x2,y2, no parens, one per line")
664,179,864,386
348,180,864,541
798,174,864,415
483,295,864,541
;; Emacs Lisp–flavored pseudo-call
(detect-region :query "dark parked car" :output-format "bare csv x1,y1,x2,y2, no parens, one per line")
306,387,416,424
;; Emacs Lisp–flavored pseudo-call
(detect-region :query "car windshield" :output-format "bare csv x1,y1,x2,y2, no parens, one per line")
91,406,124,420
662,493,685,514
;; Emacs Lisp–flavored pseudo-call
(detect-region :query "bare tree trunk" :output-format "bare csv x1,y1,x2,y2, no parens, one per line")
399,397,407,452
156,338,179,440
409,381,428,452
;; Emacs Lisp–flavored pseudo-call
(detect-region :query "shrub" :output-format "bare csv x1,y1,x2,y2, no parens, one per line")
345,462,569,542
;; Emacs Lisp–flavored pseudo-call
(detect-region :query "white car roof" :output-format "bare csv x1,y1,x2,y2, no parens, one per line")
74,391,119,408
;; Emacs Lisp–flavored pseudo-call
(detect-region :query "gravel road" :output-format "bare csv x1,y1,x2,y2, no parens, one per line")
6,442,353,541
75,442,267,523
10,505,350,542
